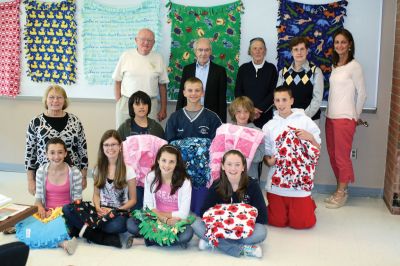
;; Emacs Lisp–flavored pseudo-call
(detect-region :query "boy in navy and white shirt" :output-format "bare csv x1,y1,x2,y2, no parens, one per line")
166,77,222,142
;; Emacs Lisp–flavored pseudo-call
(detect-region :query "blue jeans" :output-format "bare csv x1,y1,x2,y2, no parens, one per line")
126,217,193,247
191,218,267,257
62,205,127,234
132,186,144,211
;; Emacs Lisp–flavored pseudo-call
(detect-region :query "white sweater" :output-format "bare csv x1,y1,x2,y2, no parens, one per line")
262,109,321,197
143,171,192,219
326,60,367,120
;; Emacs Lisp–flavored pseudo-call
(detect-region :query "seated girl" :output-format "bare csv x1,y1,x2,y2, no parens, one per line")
62,130,136,247
192,150,267,258
16,137,82,255
126,144,193,248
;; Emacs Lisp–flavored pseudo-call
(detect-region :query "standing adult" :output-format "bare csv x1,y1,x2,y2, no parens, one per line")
277,37,323,122
25,85,88,195
325,29,367,208
175,38,227,122
235,37,278,128
112,28,169,128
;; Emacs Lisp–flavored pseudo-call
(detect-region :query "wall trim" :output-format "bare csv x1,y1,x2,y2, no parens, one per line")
0,163,25,173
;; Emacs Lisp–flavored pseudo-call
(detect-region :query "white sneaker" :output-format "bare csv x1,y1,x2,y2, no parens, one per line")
242,245,262,258
198,239,211,250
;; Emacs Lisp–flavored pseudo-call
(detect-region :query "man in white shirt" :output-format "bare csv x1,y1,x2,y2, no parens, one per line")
112,28,169,128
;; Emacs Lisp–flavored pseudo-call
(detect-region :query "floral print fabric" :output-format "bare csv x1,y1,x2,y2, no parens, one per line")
202,203,257,247
272,126,320,191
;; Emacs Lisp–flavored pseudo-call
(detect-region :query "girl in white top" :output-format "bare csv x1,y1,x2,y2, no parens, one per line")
325,28,367,209
92,130,137,233
126,144,193,248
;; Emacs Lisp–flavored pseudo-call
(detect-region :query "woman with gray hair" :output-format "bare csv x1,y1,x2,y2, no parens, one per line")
235,37,278,128
25,85,88,195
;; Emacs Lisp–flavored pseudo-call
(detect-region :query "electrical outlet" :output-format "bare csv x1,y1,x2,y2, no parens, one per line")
350,149,357,159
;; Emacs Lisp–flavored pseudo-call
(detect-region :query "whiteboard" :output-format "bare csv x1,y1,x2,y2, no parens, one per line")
14,0,381,110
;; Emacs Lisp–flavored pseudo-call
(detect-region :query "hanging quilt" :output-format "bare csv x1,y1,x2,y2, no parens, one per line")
24,0,77,84
167,0,244,101
277,0,348,99
0,0,21,97
82,0,161,85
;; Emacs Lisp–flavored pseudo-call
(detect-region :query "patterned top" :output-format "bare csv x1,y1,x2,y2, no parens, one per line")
25,112,88,171
99,166,136,208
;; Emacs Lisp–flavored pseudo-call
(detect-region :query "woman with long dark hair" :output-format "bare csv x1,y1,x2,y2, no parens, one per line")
325,28,367,208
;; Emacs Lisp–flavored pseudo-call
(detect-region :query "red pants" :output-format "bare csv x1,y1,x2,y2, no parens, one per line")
267,193,316,229
325,118,356,183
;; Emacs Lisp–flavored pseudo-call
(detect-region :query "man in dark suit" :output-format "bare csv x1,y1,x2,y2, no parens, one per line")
176,38,227,122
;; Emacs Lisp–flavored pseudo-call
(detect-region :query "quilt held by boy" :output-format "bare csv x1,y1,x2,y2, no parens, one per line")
272,126,320,192
170,137,211,189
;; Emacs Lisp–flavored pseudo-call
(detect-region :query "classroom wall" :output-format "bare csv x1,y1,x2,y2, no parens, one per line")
0,0,396,196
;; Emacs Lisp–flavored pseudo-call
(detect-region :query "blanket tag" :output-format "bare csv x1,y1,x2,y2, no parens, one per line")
26,228,31,238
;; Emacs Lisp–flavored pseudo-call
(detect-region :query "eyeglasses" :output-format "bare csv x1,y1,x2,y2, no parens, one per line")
103,143,120,148
137,37,155,44
48,96,64,100
196,48,211,53
292,47,307,53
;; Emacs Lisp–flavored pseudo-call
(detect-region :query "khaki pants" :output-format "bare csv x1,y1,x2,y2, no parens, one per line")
115,96,159,128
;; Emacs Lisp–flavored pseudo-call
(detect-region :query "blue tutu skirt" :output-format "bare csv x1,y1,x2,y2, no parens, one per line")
15,216,70,249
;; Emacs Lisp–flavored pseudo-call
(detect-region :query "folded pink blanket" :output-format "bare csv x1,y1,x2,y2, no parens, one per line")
209,124,264,186
123,135,167,187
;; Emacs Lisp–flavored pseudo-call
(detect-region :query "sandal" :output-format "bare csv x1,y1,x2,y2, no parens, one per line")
325,190,348,209
324,194,335,203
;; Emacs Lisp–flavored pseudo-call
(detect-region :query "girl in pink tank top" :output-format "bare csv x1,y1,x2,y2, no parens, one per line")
18,137,82,255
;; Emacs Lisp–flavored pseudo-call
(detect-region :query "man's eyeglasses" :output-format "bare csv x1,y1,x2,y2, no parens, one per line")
137,38,155,44
196,48,211,53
